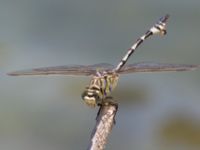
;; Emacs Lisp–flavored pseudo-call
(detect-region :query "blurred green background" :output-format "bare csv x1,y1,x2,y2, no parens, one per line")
0,0,200,150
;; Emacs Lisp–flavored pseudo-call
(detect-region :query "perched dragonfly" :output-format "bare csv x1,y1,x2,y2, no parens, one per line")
8,15,200,107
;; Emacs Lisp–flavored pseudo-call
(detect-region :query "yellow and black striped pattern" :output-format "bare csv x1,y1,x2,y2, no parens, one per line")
82,73,119,107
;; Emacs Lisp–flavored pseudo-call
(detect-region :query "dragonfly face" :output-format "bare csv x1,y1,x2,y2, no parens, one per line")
82,72,119,107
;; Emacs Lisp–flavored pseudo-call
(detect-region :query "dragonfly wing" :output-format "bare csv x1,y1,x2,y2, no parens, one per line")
117,62,200,74
88,63,114,71
8,63,114,76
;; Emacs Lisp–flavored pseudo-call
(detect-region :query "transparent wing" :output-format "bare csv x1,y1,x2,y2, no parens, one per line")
117,62,200,74
87,63,114,70
8,63,114,76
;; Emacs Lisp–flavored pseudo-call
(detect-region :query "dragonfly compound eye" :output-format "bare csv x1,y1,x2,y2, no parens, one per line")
81,90,100,107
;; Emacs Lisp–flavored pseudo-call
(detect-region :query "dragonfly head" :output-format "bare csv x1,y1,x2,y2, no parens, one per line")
81,88,102,108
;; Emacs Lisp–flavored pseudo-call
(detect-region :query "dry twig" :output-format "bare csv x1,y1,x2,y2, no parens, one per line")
88,100,118,150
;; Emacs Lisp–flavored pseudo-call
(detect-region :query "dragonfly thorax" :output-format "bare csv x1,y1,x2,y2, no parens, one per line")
81,72,119,107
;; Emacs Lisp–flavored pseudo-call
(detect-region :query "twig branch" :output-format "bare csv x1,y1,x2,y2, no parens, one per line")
88,100,118,150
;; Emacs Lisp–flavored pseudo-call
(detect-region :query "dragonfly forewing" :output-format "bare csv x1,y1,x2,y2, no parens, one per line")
8,63,114,76
117,62,200,74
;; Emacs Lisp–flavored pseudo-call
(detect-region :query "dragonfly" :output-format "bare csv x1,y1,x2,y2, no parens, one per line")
8,15,200,107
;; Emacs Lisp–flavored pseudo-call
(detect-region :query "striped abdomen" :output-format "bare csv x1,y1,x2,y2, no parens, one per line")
82,73,119,107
